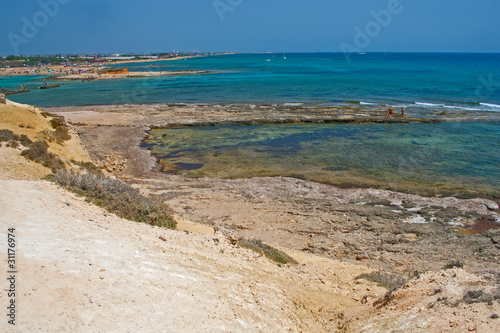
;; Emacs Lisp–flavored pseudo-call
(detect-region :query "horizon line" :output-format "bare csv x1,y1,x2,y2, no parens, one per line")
2,51,500,57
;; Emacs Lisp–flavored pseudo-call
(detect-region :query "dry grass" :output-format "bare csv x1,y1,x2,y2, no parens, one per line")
52,169,176,229
238,238,298,265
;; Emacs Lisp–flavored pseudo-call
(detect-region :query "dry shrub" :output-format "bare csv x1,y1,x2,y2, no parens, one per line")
0,129,18,142
6,140,19,149
19,134,32,146
444,260,464,270
40,111,51,118
0,131,32,148
21,140,65,172
53,126,71,142
19,134,33,147
53,169,176,229
41,130,56,142
71,160,103,174
42,127,71,144
356,270,408,290
238,238,298,265
49,116,66,129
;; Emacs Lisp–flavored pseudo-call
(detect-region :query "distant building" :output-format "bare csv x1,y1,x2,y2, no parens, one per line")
103,56,135,60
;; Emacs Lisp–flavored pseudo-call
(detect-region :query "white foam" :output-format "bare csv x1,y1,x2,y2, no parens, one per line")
443,105,481,111
480,102,500,109
415,102,443,107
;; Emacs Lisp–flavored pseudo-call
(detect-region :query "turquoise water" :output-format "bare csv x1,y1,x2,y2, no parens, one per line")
147,122,500,195
4,53,500,111
147,122,500,197
3,53,500,196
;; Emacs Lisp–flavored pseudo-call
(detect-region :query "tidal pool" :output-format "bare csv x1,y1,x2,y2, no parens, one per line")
145,122,500,197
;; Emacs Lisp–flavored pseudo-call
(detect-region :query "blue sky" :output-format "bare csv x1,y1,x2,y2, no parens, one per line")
1,0,500,55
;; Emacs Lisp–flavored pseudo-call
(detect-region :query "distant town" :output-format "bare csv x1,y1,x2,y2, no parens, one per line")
0,52,218,69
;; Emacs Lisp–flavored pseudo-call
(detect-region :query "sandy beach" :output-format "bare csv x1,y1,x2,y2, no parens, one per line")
55,70,212,81
1,98,499,332
0,55,205,78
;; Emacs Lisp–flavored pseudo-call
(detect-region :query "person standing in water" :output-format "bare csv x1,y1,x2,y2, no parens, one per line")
387,106,393,118
401,107,405,118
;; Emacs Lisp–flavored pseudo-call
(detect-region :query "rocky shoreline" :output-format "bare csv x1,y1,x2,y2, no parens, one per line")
47,102,500,127
47,103,500,277
2,99,499,331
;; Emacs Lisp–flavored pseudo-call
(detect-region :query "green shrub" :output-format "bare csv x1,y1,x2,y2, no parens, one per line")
238,238,298,265
53,169,176,229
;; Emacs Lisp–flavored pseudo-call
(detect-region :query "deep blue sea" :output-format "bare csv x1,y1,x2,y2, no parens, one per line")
3,53,500,196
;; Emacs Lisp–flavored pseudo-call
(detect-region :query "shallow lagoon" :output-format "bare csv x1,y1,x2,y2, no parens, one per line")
147,121,500,198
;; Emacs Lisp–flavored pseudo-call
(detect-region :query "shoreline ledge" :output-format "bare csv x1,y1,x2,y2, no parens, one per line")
46,102,500,128
46,102,500,275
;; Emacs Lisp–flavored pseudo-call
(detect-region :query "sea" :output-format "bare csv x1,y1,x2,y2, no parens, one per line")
3,53,500,197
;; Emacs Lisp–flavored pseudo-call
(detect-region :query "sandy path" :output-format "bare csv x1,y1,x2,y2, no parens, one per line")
0,179,381,332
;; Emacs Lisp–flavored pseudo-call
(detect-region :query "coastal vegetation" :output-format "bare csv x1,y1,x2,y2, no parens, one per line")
52,169,176,229
21,139,65,173
356,270,409,290
1,109,176,229
0,129,32,148
0,55,89,67
0,128,65,173
237,238,298,265
0,52,196,68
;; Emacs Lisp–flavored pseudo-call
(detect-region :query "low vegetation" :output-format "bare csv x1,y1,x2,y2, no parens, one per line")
3,112,175,229
237,238,298,265
21,140,66,172
52,169,176,229
1,129,38,148
43,115,72,143
70,159,103,174
0,129,17,142
356,270,408,290
443,259,465,270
